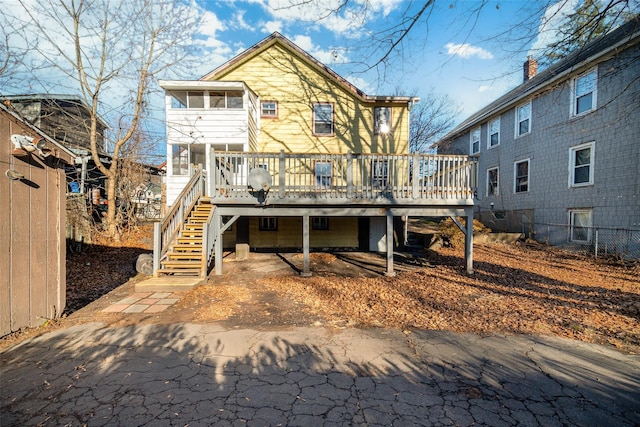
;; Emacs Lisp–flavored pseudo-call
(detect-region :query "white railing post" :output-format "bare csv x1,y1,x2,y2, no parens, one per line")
279,150,286,198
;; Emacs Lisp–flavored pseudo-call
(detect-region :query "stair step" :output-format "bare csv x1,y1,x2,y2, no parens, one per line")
184,223,203,230
166,252,202,260
156,268,202,276
172,244,203,252
161,260,201,268
177,237,202,244
181,230,202,237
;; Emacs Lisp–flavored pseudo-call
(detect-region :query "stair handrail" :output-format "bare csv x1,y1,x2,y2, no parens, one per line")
200,204,217,277
153,167,206,275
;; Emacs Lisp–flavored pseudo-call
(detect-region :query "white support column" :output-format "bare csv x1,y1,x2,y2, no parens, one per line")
465,207,474,274
301,214,311,277
385,210,396,277
214,210,223,275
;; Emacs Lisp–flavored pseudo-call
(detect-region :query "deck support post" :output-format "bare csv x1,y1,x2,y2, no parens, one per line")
301,214,311,277
465,207,474,274
214,210,223,275
153,221,161,276
385,210,396,277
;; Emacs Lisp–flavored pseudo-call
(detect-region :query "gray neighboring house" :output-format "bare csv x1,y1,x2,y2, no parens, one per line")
437,16,640,254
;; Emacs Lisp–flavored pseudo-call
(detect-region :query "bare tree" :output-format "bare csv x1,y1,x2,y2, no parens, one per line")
9,0,201,239
409,91,459,154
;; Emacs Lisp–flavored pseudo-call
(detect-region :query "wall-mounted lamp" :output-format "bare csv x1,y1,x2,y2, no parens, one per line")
11,134,51,157
490,202,495,210
6,169,24,180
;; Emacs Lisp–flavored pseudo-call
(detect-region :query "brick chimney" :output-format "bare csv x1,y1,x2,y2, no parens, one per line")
523,56,538,82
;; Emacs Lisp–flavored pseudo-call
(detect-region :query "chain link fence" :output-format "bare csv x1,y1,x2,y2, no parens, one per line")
533,222,640,260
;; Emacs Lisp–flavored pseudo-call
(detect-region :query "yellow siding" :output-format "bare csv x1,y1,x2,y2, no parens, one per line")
249,217,358,248
206,44,409,155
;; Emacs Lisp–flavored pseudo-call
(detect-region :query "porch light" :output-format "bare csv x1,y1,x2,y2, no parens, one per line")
11,134,50,157
6,169,24,180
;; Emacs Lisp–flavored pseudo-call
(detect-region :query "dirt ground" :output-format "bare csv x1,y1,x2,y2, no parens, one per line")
2,223,639,355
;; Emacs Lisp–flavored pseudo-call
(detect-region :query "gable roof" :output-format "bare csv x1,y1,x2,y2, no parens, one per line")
200,32,417,105
440,15,640,144
1,101,76,159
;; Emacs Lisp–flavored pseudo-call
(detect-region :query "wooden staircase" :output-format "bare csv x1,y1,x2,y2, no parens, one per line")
157,199,214,277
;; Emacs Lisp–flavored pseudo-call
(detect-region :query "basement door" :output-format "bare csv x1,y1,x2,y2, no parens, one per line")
369,217,386,252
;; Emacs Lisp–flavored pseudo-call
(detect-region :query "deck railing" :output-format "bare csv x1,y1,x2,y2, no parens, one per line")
211,151,478,204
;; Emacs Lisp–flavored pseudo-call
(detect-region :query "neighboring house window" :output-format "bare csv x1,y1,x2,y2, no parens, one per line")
374,107,391,134
470,127,480,155
488,118,500,148
261,101,278,117
514,159,529,193
569,142,594,187
487,167,499,196
569,210,592,243
372,159,389,189
312,217,329,230
515,101,531,137
171,143,205,176
313,103,334,135
259,217,278,231
210,91,243,109
315,161,333,188
572,68,597,116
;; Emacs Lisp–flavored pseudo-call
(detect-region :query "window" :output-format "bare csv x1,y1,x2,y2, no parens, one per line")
515,101,531,137
171,144,189,175
259,217,278,231
572,68,597,116
488,118,500,148
487,167,499,196
569,142,594,186
261,101,278,117
374,107,391,134
315,161,332,188
170,143,205,176
312,217,329,230
313,103,334,135
170,91,206,109
372,159,388,189
569,210,592,243
210,91,243,109
470,127,480,154
514,159,529,193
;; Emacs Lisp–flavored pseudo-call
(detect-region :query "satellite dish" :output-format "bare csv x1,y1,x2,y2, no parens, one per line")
248,167,272,191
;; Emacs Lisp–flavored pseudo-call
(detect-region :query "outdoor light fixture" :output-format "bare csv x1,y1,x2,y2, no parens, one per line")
6,169,24,180
11,134,50,157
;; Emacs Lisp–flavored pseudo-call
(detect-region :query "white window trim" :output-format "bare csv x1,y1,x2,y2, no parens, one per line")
515,101,531,138
313,103,334,136
486,166,499,197
487,118,500,149
569,209,592,243
570,67,598,117
470,127,481,155
261,101,278,118
513,158,530,194
569,141,595,187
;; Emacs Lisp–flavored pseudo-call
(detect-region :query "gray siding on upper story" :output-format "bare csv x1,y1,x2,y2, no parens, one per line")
441,43,640,238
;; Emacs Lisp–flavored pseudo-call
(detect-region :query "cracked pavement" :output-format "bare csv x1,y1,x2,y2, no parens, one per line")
1,322,639,426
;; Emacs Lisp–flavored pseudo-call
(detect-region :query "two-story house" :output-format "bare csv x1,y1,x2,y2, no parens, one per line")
437,17,639,255
156,32,478,279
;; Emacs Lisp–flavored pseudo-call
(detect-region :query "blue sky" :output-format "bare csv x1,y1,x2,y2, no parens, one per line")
190,0,579,121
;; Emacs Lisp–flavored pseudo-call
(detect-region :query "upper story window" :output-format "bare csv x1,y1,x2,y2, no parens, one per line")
487,167,499,196
315,161,333,188
569,142,594,187
313,103,334,135
572,68,597,116
261,101,278,118
488,118,500,148
514,159,529,193
210,91,243,109
515,101,531,137
374,106,392,134
470,127,480,155
171,91,204,109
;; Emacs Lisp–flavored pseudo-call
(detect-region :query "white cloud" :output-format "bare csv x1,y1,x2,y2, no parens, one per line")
445,43,494,60
264,20,282,34
478,85,491,93
528,0,579,56
290,34,345,64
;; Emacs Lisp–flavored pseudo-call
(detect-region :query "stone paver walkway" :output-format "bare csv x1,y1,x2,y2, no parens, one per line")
2,322,639,426
100,292,181,314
